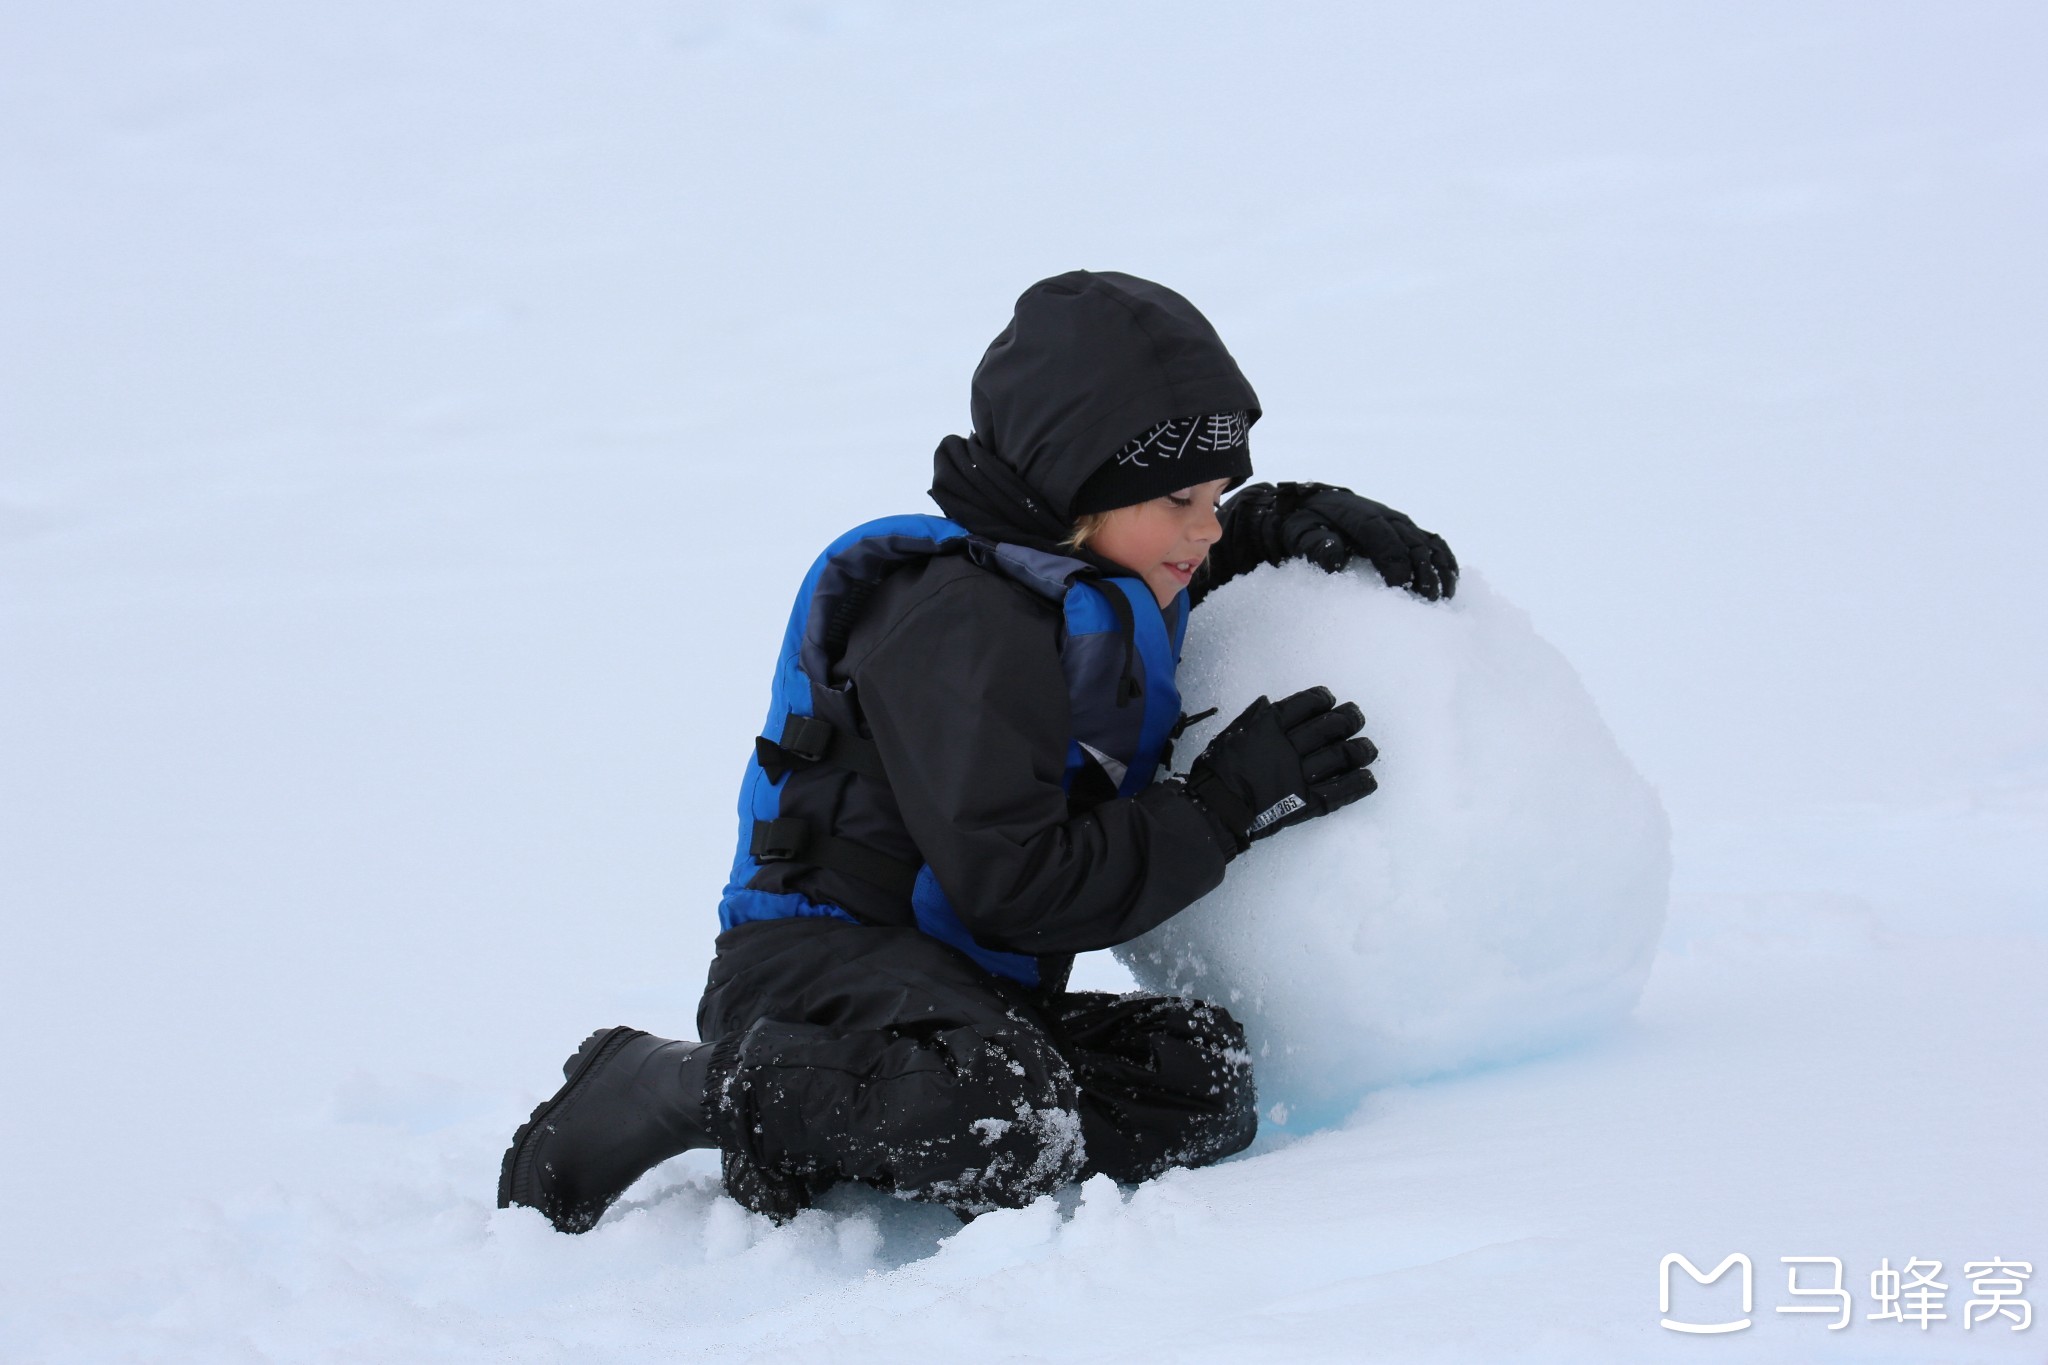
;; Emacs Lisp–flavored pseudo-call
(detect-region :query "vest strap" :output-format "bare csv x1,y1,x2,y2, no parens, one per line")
1096,580,1142,705
754,714,890,784
750,817,921,899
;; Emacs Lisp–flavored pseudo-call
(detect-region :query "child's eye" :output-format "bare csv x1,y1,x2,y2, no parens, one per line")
1166,494,1192,508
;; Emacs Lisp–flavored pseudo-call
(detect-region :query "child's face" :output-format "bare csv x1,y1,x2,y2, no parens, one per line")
1088,478,1232,607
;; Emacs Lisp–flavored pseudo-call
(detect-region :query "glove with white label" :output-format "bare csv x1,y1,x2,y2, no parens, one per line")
1182,686,1378,858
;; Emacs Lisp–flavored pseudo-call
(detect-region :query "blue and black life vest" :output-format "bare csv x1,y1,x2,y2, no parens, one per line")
717,513,1189,987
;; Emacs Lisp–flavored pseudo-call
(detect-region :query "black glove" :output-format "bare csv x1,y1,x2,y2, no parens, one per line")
1183,686,1379,858
1216,482,1458,601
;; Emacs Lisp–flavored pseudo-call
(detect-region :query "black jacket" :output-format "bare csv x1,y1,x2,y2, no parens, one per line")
746,273,1267,990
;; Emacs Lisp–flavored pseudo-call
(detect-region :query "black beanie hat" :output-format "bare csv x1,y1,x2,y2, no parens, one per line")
938,271,1262,531
1070,411,1254,515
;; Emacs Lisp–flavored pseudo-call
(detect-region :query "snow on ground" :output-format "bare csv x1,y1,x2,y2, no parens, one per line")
4,2,2045,1361
10,890,2046,1363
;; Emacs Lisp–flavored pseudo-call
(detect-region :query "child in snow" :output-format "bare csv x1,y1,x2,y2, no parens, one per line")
500,271,1457,1230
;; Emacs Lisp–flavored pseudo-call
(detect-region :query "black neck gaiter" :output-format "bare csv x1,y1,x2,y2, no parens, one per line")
928,433,1077,557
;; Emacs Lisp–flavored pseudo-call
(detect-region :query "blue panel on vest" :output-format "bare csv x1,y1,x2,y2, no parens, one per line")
910,866,1040,987
1062,581,1118,637
723,887,860,928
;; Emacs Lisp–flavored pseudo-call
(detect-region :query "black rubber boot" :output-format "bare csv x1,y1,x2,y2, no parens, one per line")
498,1026,721,1233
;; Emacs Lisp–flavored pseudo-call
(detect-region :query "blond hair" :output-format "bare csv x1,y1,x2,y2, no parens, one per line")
1063,511,1111,552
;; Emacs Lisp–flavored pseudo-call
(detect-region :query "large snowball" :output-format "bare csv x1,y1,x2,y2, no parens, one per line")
1117,563,1670,1131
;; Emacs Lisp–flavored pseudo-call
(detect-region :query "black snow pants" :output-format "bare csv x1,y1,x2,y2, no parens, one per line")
694,917,1258,1217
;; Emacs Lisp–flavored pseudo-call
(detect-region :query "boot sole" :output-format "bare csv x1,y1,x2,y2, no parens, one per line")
497,1025,648,1229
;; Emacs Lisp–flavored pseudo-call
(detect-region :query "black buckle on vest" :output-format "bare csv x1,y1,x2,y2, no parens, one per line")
755,716,835,783
750,817,809,864
756,714,890,785
779,714,835,763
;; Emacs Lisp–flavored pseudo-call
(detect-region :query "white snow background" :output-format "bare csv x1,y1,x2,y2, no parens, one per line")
3,2,2045,1361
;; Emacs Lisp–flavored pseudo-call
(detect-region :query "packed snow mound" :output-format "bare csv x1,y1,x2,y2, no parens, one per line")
1117,563,1670,1128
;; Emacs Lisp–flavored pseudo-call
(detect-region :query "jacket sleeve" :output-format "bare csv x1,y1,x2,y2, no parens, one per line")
852,575,1231,956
